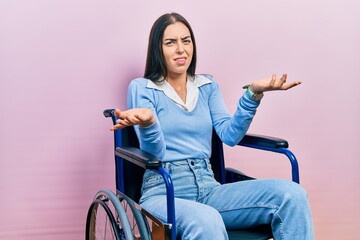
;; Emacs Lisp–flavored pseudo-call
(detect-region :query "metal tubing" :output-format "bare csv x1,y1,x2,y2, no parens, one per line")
107,109,125,193
238,143,300,184
158,167,176,240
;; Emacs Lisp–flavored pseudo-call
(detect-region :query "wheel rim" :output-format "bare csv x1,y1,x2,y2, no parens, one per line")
86,199,120,240
117,193,151,240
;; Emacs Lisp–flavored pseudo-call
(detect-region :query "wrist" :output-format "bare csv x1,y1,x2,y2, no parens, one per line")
243,84,264,101
249,84,262,94
140,117,156,128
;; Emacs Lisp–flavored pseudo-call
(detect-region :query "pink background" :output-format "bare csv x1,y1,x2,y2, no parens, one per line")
1,0,359,239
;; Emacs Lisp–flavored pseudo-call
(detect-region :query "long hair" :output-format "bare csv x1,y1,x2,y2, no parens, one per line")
144,13,197,82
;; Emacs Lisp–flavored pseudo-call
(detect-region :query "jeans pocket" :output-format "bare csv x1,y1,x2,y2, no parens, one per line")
142,170,164,189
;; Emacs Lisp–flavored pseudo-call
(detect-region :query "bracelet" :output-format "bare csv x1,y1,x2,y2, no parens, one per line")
242,84,264,101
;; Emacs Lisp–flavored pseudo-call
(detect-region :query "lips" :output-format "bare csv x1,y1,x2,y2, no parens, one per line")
174,57,186,65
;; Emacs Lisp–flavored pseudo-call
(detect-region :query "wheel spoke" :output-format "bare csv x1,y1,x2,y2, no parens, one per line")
86,199,119,240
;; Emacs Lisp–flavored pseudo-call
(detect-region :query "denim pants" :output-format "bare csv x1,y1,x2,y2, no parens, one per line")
139,158,314,240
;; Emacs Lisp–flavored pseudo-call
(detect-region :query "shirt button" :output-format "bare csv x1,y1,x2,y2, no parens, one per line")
191,161,195,166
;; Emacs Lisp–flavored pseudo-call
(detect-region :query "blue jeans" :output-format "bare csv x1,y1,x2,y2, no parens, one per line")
139,158,314,240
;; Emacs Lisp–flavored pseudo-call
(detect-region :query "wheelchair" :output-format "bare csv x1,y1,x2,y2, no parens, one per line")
85,109,300,240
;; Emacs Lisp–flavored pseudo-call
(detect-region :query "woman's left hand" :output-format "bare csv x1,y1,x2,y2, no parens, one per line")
250,74,301,94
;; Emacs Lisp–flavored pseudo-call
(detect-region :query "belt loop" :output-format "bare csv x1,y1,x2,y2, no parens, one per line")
204,158,210,168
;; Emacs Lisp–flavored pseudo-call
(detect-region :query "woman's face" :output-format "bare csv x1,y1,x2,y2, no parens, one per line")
162,22,193,78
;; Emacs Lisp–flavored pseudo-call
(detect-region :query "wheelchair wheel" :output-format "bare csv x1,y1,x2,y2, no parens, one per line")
86,189,135,240
117,191,151,240
86,199,121,240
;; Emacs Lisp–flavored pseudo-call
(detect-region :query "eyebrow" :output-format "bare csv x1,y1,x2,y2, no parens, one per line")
164,35,191,41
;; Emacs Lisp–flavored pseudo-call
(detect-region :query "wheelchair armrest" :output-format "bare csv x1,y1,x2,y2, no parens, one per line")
115,146,162,170
238,134,300,183
239,134,289,149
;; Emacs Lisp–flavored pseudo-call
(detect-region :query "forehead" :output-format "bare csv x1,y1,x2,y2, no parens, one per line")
163,22,191,39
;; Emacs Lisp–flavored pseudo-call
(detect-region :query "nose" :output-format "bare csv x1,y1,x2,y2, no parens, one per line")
176,42,184,53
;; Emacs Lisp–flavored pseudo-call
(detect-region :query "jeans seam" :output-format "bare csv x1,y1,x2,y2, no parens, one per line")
217,204,279,213
274,211,284,240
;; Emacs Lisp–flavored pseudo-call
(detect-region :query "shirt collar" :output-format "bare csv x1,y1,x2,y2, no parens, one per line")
146,75,211,90
146,75,211,112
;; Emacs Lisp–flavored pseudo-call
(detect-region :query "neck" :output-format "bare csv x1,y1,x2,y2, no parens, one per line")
166,72,187,89
166,73,188,103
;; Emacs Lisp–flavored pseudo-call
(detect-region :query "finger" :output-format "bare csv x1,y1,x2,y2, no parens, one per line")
125,113,143,124
270,74,277,85
134,114,142,121
115,108,128,120
110,123,125,131
282,81,302,90
134,113,149,122
110,125,120,131
278,74,287,87
114,108,122,118
120,118,136,128
111,114,139,130
115,119,128,127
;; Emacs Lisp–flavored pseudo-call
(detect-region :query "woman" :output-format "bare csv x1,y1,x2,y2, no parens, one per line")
111,12,314,240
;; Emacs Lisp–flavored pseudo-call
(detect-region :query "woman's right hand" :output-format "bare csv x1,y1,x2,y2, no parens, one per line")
110,108,156,130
